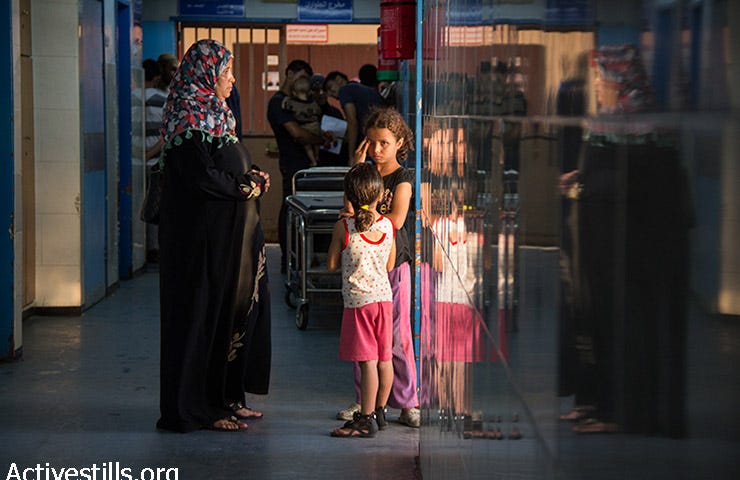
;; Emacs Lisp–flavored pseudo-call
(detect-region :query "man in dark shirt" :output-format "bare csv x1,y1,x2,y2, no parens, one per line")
324,71,383,164
267,59,326,272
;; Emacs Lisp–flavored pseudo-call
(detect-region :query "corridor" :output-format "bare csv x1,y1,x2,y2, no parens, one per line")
2,244,739,479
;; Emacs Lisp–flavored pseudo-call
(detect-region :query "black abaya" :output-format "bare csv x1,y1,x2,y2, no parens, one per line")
573,134,691,436
157,134,271,432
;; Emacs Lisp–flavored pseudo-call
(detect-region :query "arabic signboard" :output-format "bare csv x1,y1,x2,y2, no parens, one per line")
287,24,330,43
448,0,483,26
545,0,595,26
448,26,484,46
179,0,245,17
297,0,353,23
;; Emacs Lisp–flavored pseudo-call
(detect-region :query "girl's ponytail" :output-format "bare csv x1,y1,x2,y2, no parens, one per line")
354,204,374,232
344,163,384,233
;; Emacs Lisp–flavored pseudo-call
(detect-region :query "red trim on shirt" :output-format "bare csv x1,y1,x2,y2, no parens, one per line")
341,219,349,250
359,216,390,244
360,232,387,245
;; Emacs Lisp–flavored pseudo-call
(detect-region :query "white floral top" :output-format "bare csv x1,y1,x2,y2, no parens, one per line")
340,216,395,308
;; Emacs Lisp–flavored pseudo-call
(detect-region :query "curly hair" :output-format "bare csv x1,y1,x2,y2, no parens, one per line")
344,163,384,232
363,107,414,163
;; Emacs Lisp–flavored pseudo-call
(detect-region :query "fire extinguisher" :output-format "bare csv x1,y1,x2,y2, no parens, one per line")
379,1,416,60
377,27,399,81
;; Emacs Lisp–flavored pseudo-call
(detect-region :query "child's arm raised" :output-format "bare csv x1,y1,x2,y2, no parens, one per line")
327,220,346,272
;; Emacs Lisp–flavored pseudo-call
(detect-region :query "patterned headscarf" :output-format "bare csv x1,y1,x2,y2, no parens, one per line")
592,44,654,114
160,39,237,148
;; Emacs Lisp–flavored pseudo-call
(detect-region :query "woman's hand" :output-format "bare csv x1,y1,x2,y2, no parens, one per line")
352,137,369,165
253,169,271,193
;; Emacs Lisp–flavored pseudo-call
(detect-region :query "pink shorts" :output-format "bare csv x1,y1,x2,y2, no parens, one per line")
339,302,393,362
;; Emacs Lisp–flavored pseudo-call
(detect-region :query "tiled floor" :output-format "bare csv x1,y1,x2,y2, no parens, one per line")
3,244,739,480
0,245,420,480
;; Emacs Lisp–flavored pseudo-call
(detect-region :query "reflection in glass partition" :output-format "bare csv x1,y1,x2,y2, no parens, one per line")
416,1,739,479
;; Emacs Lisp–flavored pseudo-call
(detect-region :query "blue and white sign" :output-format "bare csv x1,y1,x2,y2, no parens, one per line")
545,0,595,26
179,0,245,17
448,0,483,26
298,0,353,23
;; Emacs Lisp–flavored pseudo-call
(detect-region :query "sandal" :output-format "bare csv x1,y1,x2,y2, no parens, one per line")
559,405,596,422
573,418,619,434
229,402,263,419
342,411,361,428
208,416,248,432
375,406,388,430
331,413,378,438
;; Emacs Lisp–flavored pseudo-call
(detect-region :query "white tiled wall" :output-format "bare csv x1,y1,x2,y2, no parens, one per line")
31,0,81,307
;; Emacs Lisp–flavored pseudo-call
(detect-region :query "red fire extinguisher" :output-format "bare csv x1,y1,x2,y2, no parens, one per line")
379,1,416,60
377,27,399,81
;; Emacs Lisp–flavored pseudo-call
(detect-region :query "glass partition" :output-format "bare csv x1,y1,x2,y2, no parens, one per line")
415,1,739,478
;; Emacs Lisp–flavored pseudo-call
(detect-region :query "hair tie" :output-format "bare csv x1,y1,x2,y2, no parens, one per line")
360,205,369,210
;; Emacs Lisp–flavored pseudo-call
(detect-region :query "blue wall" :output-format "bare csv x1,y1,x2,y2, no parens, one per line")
80,0,108,306
142,21,176,61
1,0,14,359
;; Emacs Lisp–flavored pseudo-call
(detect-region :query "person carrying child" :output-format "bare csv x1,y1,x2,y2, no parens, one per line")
327,163,397,438
281,75,323,166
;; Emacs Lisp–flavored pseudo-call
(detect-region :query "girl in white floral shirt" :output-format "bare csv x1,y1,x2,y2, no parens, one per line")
327,163,396,438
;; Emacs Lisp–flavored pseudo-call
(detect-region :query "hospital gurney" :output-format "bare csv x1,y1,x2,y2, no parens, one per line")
284,167,348,329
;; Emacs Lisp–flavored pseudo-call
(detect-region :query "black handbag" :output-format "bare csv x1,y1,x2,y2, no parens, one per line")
140,165,162,224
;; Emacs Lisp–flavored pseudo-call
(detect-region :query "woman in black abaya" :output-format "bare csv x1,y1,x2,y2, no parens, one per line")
563,45,691,436
156,39,271,432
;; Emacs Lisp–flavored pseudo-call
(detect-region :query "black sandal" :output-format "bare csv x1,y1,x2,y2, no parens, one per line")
229,402,263,419
340,409,385,430
342,411,361,428
331,413,378,438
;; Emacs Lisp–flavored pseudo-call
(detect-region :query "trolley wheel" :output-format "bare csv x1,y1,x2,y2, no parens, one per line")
284,289,297,309
296,304,309,330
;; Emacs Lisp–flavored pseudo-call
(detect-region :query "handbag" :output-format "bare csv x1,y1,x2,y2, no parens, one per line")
140,164,163,224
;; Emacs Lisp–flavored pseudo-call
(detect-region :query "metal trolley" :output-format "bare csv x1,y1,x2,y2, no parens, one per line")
284,167,348,329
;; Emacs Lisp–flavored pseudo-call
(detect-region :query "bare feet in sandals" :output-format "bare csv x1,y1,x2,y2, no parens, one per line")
573,418,619,434
230,402,263,419
210,417,248,432
559,406,596,421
